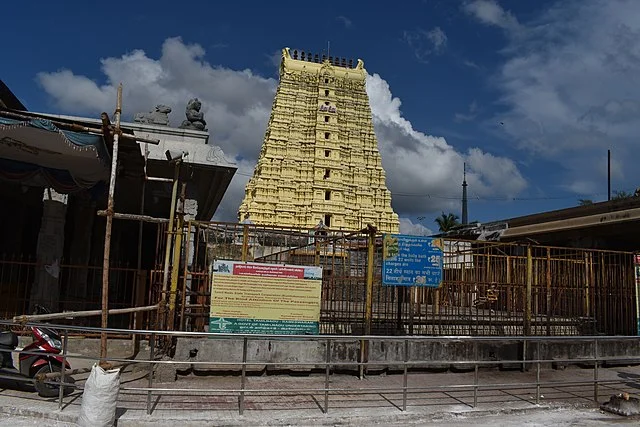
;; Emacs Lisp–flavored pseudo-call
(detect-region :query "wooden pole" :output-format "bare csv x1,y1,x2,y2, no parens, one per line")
14,305,158,323
100,84,123,360
525,246,533,336
167,183,187,330
546,248,551,336
160,163,181,328
360,224,377,378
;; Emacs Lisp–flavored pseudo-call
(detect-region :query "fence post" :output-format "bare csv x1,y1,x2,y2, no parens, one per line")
146,332,155,415
525,246,532,336
241,224,249,262
58,329,69,410
546,248,551,336
360,225,377,378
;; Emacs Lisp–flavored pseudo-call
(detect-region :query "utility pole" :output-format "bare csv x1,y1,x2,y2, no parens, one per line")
607,149,611,201
462,163,468,225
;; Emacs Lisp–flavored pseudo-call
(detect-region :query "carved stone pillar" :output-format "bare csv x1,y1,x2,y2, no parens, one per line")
181,198,197,331
30,188,68,312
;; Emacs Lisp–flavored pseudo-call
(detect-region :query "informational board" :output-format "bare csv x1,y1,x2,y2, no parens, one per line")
209,260,323,335
382,234,444,287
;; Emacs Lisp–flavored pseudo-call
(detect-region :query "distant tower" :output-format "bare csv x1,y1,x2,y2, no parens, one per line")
238,47,399,232
461,163,468,225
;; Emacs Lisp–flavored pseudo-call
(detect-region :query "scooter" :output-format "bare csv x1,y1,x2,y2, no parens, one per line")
0,306,75,397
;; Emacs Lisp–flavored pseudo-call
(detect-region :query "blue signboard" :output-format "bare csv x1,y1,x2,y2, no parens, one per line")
382,234,444,287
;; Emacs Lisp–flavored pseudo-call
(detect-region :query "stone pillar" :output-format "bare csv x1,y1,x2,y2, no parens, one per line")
181,198,197,331
65,194,96,311
181,198,198,266
30,188,68,312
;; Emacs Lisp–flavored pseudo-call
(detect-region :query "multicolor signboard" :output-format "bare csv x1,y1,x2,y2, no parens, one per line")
209,260,322,335
382,234,444,288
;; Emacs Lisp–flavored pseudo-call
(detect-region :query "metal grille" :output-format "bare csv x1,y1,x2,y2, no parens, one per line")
180,222,637,336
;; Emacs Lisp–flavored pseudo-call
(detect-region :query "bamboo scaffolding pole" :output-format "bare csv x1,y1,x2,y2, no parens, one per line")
13,305,158,323
100,84,123,360
36,361,134,381
96,210,169,224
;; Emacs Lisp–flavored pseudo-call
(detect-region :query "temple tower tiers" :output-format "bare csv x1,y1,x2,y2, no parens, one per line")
238,48,399,233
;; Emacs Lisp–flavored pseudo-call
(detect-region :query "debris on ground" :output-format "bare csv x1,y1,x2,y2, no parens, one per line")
600,392,640,416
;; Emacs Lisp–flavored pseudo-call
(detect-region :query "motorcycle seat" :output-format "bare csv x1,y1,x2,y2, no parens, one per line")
0,331,18,348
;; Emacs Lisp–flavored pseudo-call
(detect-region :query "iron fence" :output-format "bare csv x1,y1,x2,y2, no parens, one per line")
0,254,140,329
183,222,637,337
1,220,637,337
2,321,640,417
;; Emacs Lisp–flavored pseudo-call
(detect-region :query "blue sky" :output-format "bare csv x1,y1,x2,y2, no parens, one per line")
3,0,640,234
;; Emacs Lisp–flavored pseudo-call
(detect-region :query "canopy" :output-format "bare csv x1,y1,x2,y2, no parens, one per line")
0,117,110,193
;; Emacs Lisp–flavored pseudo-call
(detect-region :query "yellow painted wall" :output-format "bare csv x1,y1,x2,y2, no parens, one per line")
238,48,399,233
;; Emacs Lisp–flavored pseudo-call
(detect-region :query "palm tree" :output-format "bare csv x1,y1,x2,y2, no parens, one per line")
435,212,460,232
612,190,635,200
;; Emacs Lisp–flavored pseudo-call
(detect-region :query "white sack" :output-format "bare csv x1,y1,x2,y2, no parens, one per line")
77,364,121,427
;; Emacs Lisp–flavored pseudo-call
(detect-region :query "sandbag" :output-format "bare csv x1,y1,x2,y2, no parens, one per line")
77,364,121,427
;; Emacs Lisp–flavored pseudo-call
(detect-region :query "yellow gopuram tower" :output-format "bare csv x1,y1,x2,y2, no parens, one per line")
238,48,399,233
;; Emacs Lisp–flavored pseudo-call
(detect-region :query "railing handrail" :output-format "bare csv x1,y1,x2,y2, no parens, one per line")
1,319,639,342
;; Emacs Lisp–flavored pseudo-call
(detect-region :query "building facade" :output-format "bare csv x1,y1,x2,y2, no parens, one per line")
238,48,399,233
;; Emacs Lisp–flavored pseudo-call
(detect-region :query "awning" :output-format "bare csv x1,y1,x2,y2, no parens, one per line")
0,117,110,193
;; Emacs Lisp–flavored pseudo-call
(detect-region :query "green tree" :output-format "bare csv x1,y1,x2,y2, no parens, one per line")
435,212,460,232
612,190,635,200
578,199,594,206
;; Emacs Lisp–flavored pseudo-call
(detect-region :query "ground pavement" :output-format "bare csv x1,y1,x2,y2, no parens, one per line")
2,358,640,426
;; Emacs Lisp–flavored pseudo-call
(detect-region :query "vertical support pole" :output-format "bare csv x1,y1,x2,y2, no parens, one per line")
536,341,540,404
546,248,551,336
408,287,414,335
180,221,192,331
525,246,533,336
101,83,123,360
473,342,478,408
239,337,248,415
396,287,404,332
167,183,186,331
146,332,155,415
607,149,611,201
593,338,599,402
58,329,68,410
584,252,591,317
634,253,640,336
324,339,331,414
361,226,376,378
402,338,408,411
241,224,249,262
506,256,513,315
160,163,181,329
314,234,320,266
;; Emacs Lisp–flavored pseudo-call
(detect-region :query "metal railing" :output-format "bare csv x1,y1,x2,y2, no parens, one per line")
1,321,640,416
184,221,637,336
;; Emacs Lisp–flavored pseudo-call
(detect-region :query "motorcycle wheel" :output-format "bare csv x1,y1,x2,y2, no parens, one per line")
34,364,76,397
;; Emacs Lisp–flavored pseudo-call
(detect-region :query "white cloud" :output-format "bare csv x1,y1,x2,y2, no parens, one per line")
463,0,521,31
399,218,433,236
336,15,353,29
479,0,640,195
366,73,527,215
36,37,526,224
454,100,479,122
403,27,448,62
